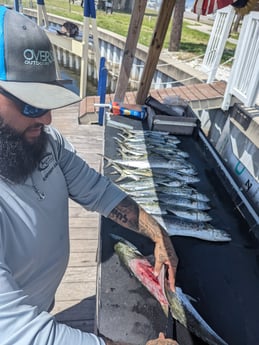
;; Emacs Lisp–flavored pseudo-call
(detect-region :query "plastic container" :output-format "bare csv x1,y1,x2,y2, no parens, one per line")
111,102,146,120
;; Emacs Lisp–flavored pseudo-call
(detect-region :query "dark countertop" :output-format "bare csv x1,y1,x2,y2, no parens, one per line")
96,115,259,345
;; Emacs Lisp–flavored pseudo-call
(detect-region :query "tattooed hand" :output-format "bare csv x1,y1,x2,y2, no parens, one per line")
108,196,178,291
153,228,178,292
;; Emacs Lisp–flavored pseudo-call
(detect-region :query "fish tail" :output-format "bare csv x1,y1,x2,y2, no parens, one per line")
110,162,123,173
117,148,127,160
115,173,139,182
102,155,113,168
116,133,126,141
113,136,123,144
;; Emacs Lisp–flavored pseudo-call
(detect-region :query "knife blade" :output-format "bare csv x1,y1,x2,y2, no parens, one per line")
165,307,176,339
158,266,177,340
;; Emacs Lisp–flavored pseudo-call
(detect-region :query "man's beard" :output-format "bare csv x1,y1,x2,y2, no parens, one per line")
0,118,47,184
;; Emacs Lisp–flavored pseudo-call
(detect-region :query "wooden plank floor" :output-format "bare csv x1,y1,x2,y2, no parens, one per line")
79,80,227,119
50,103,104,332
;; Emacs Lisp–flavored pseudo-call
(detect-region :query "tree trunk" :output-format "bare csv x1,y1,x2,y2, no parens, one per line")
136,0,177,104
168,0,185,52
114,0,147,102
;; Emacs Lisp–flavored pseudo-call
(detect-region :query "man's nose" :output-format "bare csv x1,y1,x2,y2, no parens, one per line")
38,111,52,125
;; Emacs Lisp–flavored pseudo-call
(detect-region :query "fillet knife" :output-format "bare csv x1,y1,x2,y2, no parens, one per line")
159,266,177,341
165,307,176,339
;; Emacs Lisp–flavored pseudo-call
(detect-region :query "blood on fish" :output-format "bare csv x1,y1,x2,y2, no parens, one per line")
129,258,168,306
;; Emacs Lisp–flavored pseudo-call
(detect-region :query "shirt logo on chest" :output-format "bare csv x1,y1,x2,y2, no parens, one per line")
38,153,57,181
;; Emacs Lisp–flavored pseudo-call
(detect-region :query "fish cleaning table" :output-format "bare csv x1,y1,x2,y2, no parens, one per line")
96,115,259,345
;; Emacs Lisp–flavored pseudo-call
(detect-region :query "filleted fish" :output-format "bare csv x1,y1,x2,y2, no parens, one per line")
113,237,228,345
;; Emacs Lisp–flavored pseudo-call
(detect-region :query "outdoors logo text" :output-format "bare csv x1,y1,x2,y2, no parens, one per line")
23,49,54,65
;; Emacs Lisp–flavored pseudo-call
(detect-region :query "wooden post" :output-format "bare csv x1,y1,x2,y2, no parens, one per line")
114,0,147,103
80,16,90,99
36,5,49,27
14,0,19,12
80,18,100,98
136,0,177,105
91,19,101,75
36,0,49,27
37,3,43,26
80,0,100,99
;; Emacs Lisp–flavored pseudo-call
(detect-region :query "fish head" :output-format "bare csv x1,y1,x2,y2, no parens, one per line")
114,241,142,265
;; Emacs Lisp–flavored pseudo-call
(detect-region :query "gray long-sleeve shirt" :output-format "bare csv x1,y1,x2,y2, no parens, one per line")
0,126,126,345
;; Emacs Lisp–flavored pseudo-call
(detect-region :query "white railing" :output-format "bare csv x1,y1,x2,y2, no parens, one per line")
201,5,235,83
222,11,259,110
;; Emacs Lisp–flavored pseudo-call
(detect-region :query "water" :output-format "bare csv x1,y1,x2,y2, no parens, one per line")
59,67,98,96
59,66,116,97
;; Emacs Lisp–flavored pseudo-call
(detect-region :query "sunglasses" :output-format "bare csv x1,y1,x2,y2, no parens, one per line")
0,88,50,118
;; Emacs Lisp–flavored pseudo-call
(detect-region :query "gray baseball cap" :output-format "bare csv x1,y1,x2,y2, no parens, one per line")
0,6,81,110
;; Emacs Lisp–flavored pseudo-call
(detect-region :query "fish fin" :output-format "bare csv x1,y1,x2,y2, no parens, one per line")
115,175,128,182
116,133,126,141
116,148,125,159
113,136,123,143
110,233,126,242
110,162,122,172
113,167,139,182
166,209,177,216
184,293,198,303
100,155,113,168
109,171,118,175
166,286,197,304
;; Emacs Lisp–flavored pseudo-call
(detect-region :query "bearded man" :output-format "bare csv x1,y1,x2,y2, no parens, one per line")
0,6,178,345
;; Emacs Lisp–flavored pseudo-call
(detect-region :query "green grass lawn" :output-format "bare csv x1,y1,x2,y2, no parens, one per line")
3,0,236,63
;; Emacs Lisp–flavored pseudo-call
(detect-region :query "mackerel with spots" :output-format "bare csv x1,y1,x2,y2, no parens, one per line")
154,215,231,242
103,156,192,170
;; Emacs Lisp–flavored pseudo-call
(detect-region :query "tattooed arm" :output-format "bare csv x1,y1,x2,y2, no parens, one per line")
107,195,178,291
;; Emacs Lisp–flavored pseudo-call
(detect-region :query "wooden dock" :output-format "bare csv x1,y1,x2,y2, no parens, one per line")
50,103,104,332
79,80,227,120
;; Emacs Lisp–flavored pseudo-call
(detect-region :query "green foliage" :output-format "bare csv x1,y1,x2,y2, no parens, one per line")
4,0,235,61
97,11,131,36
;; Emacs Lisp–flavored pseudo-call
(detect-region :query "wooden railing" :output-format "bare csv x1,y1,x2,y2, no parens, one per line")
201,5,235,83
222,11,259,110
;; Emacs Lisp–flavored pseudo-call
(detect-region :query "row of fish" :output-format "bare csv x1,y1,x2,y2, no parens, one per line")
105,128,231,242
108,129,229,344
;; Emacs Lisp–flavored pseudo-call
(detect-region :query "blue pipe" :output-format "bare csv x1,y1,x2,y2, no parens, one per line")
98,58,108,125
84,0,96,18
